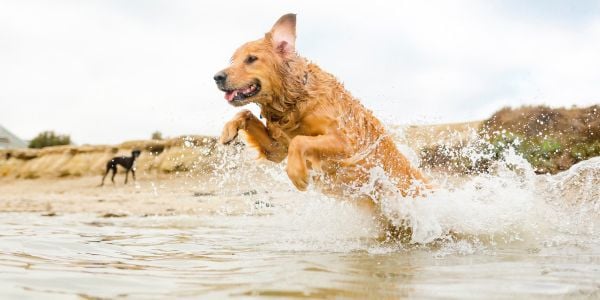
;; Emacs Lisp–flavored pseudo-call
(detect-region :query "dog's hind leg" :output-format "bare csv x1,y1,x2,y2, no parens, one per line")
374,138,430,197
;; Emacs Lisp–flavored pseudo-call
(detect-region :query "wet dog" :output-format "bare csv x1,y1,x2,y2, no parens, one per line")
214,14,429,211
100,150,141,186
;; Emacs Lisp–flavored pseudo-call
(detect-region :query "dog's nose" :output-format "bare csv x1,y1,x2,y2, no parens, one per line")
213,71,227,83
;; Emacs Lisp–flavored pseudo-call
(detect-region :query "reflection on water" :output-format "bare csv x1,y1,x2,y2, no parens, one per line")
0,210,599,299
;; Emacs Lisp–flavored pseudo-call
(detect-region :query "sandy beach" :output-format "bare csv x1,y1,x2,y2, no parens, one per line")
0,171,300,218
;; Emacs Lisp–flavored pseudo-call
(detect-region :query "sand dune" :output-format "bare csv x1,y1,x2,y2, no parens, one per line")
0,135,219,179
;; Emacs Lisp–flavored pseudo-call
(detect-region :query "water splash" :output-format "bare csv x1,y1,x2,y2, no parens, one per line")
205,129,600,253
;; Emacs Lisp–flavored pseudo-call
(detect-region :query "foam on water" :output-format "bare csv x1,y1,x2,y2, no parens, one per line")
377,147,599,250
371,147,541,244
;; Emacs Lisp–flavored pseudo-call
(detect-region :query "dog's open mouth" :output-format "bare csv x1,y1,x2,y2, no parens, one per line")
223,82,261,103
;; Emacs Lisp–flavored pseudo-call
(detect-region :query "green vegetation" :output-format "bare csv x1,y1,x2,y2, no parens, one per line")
485,132,567,173
420,105,600,174
481,105,600,174
570,141,600,161
28,131,71,149
151,131,163,140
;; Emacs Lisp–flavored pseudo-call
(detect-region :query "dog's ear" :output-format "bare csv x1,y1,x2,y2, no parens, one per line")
269,13,296,56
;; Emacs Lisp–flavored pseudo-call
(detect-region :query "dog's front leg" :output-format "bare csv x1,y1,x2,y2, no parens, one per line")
286,134,350,191
220,109,286,162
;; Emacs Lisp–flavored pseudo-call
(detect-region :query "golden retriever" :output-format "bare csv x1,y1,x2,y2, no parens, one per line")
214,13,429,210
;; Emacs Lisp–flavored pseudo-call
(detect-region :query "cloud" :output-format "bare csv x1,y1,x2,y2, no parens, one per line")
1,1,599,144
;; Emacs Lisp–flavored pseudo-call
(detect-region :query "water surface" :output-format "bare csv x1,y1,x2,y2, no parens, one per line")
1,154,599,299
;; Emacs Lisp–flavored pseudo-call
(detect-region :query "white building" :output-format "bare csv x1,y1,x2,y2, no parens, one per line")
0,125,27,149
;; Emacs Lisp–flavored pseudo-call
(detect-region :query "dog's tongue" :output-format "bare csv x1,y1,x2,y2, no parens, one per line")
224,90,237,102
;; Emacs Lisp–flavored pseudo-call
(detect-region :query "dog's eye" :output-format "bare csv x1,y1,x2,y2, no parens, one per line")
245,55,258,64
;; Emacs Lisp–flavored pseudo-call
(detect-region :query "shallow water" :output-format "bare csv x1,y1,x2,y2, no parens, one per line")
0,209,599,299
1,150,600,298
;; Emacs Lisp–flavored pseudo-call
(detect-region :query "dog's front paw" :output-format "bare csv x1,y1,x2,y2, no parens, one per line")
219,121,240,144
219,110,253,145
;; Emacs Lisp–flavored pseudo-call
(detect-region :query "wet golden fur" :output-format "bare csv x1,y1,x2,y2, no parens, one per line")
216,14,428,206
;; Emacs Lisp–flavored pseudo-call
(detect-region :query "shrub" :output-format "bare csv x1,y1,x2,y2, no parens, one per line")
28,131,71,149
151,131,163,140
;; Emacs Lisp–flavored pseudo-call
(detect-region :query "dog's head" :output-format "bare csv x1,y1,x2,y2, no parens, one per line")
132,150,141,158
214,13,297,107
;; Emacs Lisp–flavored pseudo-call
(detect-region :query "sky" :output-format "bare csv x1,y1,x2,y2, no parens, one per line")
1,0,599,144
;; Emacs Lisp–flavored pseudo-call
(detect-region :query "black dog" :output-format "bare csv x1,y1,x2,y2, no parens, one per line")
100,150,141,186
